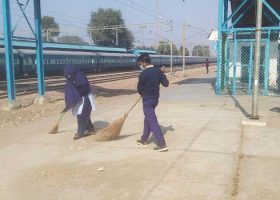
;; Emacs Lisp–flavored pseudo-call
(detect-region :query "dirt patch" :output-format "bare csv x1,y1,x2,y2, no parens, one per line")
14,156,170,200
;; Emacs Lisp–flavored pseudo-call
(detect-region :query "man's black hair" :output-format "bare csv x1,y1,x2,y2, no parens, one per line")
137,53,151,64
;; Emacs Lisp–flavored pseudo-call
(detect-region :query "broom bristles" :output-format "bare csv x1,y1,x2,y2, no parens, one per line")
95,96,141,141
48,112,65,135
95,115,127,141
48,122,59,134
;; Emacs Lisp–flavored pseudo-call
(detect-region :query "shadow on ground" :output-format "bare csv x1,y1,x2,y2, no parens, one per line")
174,78,216,91
229,94,250,117
92,85,138,97
147,125,175,145
93,120,110,131
270,107,280,113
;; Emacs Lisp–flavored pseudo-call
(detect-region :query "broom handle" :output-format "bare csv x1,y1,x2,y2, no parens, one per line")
126,96,142,115
58,112,66,123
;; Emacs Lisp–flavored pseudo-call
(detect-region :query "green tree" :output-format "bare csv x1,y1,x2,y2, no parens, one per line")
157,41,179,55
42,16,60,42
179,46,190,56
88,8,134,49
57,35,89,45
192,45,210,56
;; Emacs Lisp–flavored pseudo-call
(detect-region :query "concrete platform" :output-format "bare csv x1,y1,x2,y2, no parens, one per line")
0,73,280,200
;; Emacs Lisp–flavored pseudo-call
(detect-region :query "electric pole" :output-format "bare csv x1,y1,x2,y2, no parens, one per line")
156,0,160,38
250,0,263,119
115,29,119,46
183,23,186,76
170,41,173,73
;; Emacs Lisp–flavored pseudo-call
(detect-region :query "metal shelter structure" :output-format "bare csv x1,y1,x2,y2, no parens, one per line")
216,0,280,96
2,0,44,103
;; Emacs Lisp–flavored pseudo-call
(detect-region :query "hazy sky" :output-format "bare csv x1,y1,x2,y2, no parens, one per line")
1,0,219,49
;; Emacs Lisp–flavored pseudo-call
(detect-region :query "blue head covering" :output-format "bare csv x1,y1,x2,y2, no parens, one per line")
63,65,89,86
63,65,89,112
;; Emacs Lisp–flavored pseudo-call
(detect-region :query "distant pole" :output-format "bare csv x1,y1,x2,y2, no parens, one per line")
46,29,49,42
183,23,186,76
250,0,263,119
170,41,173,73
89,31,93,45
156,0,160,38
115,29,119,46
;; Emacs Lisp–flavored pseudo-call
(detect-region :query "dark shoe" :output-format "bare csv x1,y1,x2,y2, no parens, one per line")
84,132,91,137
73,134,83,140
86,129,96,135
153,145,168,152
88,125,96,133
136,139,148,146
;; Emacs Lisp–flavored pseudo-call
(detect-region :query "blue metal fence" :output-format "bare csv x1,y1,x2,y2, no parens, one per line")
216,0,280,96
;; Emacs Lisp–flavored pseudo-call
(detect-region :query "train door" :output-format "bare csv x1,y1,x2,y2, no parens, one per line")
18,54,24,77
91,56,97,72
97,56,103,72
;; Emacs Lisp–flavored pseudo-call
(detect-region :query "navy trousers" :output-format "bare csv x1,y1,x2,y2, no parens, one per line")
141,98,166,146
77,96,94,135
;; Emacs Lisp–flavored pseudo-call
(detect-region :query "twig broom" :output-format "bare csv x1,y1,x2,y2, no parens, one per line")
95,96,141,141
48,112,66,134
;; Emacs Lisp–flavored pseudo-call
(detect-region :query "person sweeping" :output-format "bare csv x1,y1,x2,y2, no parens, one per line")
136,54,169,152
62,65,96,140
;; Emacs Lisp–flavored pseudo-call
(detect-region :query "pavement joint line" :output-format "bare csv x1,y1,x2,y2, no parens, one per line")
140,98,229,200
154,179,228,186
6,143,236,157
242,154,280,161
185,149,235,156
230,124,245,199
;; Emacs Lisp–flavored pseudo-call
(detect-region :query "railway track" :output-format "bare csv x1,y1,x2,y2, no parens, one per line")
0,64,212,99
0,70,141,99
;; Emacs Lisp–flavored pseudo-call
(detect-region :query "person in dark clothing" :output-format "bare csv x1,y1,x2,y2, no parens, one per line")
136,54,169,152
206,58,209,74
63,65,96,140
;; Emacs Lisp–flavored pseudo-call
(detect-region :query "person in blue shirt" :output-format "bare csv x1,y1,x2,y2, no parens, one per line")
206,58,209,74
63,65,96,140
136,54,169,152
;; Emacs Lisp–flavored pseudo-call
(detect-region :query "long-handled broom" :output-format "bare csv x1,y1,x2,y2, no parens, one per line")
48,112,66,134
95,96,141,141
